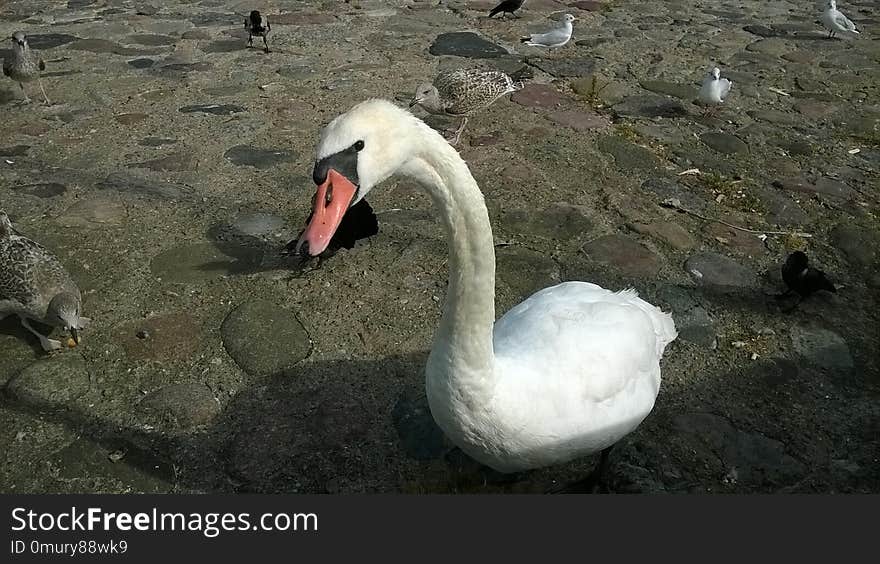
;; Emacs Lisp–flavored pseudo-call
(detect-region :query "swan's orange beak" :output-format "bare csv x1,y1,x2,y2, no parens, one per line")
296,169,358,256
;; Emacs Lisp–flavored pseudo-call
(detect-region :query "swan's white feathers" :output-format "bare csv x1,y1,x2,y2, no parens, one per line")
484,282,675,469
316,99,424,199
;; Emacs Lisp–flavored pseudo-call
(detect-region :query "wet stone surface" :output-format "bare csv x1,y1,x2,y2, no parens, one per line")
429,32,508,58
220,301,312,379
224,145,296,169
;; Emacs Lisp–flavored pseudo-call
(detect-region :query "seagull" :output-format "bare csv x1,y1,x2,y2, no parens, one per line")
520,13,576,49
697,67,732,114
780,251,836,301
2,31,50,105
410,68,524,145
244,10,271,53
821,0,859,39
489,0,526,19
0,211,89,351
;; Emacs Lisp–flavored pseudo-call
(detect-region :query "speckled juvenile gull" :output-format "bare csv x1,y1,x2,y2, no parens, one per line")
821,0,859,39
410,68,523,145
0,211,89,351
520,13,576,49
698,67,732,112
2,31,50,104
245,10,271,53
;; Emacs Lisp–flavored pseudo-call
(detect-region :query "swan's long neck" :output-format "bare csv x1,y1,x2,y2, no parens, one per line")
400,124,497,413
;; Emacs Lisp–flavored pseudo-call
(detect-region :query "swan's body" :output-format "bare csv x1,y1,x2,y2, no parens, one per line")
296,99,676,472
698,67,732,107
821,1,859,38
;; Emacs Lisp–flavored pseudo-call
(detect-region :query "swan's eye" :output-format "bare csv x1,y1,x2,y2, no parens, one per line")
353,140,365,151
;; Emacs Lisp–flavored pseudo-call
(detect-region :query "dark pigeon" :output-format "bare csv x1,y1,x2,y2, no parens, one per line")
489,0,526,19
245,10,271,53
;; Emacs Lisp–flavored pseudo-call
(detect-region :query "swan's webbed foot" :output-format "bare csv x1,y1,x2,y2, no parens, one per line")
546,446,613,494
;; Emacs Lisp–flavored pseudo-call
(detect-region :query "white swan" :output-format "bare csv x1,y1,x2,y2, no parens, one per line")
295,99,677,473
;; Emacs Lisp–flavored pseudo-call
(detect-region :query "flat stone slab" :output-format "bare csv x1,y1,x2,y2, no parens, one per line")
13,182,67,198
830,224,879,268
150,243,263,283
127,58,155,69
0,145,30,157
790,326,853,370
526,56,597,78
124,34,176,46
640,80,697,100
548,109,610,131
224,145,296,169
582,234,661,277
127,151,198,172
119,313,201,362
27,33,78,49
511,83,570,109
613,94,687,118
97,172,191,200
674,412,805,486
685,252,758,290
202,39,245,53
429,32,507,58
773,177,855,200
598,136,660,171
221,301,312,378
630,221,697,250
56,199,126,228
137,383,220,430
178,104,246,115
7,355,91,406
700,132,749,154
114,112,149,125
392,392,446,461
68,38,159,56
497,203,593,241
496,246,561,300
230,212,287,238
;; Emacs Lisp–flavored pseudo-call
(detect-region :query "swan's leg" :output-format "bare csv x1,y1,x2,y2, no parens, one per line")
546,446,614,494
263,34,270,53
247,33,253,48
19,316,62,351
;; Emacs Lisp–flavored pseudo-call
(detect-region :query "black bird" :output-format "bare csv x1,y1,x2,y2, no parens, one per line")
283,199,378,259
245,10,271,53
489,0,526,19
780,251,836,302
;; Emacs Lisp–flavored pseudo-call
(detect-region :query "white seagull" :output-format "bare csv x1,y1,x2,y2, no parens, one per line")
698,67,732,113
520,13,576,49
821,0,859,39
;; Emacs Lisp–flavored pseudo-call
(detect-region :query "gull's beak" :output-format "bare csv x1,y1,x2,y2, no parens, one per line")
295,169,358,257
69,327,79,344
408,98,418,108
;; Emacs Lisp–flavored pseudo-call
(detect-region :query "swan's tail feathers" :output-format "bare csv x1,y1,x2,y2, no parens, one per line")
512,80,525,91
619,287,678,355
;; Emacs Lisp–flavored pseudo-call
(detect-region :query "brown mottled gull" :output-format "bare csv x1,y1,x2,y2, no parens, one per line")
0,211,89,351
410,68,523,145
